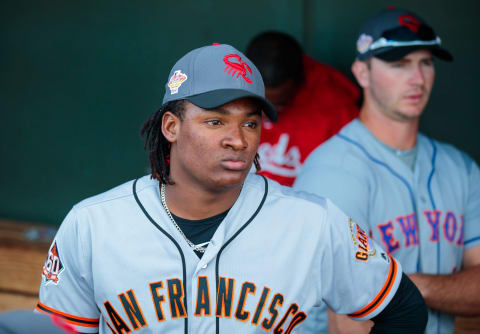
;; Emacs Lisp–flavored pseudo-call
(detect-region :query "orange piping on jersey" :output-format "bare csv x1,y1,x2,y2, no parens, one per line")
348,256,397,318
36,301,99,327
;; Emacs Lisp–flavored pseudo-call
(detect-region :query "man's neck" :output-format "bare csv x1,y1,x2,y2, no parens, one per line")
162,180,242,220
359,106,419,150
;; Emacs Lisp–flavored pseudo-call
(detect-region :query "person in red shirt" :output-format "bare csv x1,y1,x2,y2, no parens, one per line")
246,31,360,186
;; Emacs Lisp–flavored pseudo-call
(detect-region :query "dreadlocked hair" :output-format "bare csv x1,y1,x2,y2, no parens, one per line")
140,100,185,185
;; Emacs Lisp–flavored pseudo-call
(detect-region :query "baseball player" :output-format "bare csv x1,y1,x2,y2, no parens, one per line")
37,43,426,333
295,7,480,334
245,31,359,186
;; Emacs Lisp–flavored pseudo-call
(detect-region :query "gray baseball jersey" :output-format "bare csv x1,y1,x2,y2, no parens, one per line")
37,173,401,333
295,119,480,334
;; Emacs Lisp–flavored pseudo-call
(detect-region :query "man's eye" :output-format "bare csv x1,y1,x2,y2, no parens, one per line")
245,121,258,128
421,59,434,66
391,62,405,68
206,120,221,126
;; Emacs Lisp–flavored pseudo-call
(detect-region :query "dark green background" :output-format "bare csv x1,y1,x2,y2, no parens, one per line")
1,1,479,225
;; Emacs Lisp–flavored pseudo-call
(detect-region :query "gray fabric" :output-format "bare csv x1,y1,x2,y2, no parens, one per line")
382,143,418,172
0,310,68,334
360,125,419,172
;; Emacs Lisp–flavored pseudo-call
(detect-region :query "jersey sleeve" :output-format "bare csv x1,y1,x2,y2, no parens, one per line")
319,199,402,321
294,160,370,232
36,207,100,333
463,154,480,250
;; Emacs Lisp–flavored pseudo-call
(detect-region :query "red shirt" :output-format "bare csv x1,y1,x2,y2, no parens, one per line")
258,55,360,186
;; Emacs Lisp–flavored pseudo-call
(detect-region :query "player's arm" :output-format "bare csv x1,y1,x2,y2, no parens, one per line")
328,273,427,334
320,200,427,333
36,208,100,333
408,246,480,316
409,156,480,316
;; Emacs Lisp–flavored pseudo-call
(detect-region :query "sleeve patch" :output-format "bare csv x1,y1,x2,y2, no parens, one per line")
349,218,376,261
42,241,65,285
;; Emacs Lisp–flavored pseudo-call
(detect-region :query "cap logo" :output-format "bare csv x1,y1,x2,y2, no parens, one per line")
223,54,253,84
356,33,373,54
398,14,421,33
168,70,188,94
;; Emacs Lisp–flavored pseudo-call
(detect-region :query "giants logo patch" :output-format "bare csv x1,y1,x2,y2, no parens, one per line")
42,242,64,285
349,218,376,261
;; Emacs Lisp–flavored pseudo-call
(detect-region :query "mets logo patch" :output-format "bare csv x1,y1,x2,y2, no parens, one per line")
42,241,64,285
168,70,188,94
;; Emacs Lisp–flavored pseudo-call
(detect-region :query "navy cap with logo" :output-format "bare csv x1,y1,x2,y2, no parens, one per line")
355,7,453,62
162,43,277,122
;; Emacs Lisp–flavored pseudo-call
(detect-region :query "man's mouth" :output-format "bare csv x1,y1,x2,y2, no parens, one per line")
221,158,247,171
404,93,423,103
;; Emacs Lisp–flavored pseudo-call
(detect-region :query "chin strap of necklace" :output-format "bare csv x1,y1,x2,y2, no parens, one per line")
160,183,207,253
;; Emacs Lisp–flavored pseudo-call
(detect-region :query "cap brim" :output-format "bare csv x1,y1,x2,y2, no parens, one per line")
372,45,453,62
187,89,278,122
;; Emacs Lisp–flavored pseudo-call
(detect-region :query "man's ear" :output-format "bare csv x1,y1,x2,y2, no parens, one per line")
161,111,180,143
351,60,370,89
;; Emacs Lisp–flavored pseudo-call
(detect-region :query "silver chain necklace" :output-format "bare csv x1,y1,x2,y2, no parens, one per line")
160,183,207,253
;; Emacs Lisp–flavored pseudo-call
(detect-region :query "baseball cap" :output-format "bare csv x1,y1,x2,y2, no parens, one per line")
355,7,453,62
162,43,277,122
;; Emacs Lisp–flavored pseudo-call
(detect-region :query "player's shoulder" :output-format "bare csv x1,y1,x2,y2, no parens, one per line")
303,119,370,168
247,174,331,214
73,175,155,211
419,134,477,171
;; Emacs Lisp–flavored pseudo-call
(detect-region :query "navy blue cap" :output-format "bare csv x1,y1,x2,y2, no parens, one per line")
355,7,453,62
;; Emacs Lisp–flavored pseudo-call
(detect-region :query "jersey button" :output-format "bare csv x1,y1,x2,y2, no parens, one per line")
202,264,207,269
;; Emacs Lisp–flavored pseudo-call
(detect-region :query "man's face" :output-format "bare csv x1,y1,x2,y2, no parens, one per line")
265,78,298,111
365,49,435,121
169,98,262,192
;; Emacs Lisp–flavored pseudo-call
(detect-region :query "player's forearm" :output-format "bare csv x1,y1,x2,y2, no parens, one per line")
408,265,480,316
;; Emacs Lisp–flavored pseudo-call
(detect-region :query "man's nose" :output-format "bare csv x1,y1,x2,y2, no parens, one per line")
409,64,426,86
222,126,248,150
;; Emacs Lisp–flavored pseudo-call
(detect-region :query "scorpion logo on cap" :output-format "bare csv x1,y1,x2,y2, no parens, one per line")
223,54,253,84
